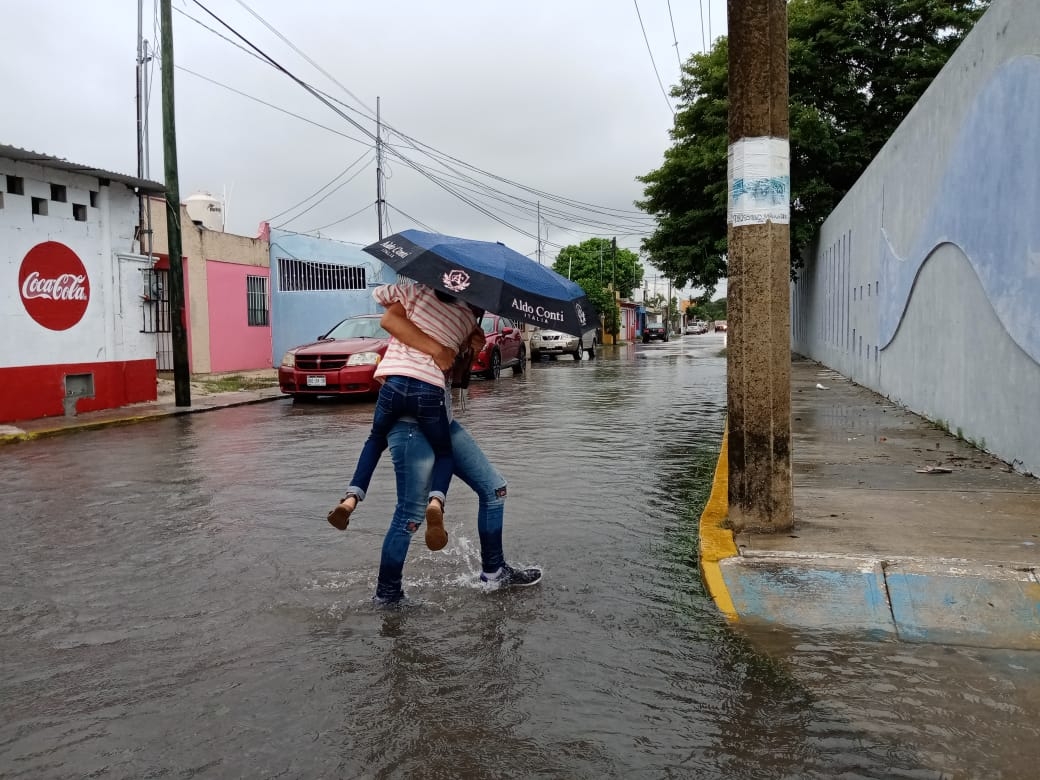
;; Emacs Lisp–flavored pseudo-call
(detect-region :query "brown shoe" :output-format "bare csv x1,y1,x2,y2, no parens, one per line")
424,498,448,550
327,495,357,531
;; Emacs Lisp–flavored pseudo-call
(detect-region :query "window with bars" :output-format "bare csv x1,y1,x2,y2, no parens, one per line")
247,275,270,327
276,257,367,292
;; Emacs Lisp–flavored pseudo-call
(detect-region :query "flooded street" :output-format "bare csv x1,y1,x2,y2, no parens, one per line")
2,336,1039,779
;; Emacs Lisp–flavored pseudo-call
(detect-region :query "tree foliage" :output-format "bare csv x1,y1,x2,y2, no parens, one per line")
552,238,643,335
636,0,989,288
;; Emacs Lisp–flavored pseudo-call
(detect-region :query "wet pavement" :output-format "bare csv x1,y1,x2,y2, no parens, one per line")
2,337,1040,778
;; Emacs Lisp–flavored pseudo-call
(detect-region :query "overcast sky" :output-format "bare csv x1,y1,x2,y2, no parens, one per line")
2,0,728,299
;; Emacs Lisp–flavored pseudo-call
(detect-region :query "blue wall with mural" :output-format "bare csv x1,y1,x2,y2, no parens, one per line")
791,0,1040,475
269,229,396,364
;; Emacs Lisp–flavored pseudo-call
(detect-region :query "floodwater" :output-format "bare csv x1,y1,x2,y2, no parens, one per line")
2,335,1039,779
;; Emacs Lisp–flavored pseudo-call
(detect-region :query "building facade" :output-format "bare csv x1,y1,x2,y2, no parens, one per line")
0,145,163,423
146,196,271,373
267,228,395,365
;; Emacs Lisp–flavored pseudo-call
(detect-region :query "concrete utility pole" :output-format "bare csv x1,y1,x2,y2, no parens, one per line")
726,0,792,532
160,0,190,406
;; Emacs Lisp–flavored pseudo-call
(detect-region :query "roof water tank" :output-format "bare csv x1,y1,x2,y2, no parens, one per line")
185,191,224,231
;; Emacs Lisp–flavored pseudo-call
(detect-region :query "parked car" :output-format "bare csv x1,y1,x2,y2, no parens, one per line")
642,322,669,343
529,327,597,361
278,314,390,399
684,320,709,335
471,314,526,379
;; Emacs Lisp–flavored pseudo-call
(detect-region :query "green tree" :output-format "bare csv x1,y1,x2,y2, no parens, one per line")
636,0,989,288
552,238,643,337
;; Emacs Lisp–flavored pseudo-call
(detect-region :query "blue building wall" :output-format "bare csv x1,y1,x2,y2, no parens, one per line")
269,229,396,363
791,0,1040,476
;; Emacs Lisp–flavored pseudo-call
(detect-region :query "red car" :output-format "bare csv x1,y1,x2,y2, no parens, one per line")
471,313,526,379
278,314,390,399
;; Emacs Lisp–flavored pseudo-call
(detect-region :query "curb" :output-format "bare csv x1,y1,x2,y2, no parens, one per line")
0,392,286,446
697,424,739,620
696,424,1040,649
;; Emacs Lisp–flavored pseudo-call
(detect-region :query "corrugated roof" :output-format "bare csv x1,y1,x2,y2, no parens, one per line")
0,143,165,194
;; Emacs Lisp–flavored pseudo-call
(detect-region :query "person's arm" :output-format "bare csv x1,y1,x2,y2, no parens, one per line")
380,302,457,371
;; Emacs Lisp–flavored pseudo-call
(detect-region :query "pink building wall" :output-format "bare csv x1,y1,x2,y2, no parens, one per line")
206,260,272,372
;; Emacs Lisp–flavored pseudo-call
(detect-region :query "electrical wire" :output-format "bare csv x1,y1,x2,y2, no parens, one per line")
265,149,371,223
631,0,674,115
667,0,683,70
181,0,657,243
302,202,373,234
272,153,374,229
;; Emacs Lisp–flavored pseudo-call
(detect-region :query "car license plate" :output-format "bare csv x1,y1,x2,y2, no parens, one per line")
306,375,327,387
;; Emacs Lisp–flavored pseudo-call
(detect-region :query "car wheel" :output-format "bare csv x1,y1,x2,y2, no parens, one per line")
487,349,501,379
573,339,583,360
642,336,649,344
512,346,526,374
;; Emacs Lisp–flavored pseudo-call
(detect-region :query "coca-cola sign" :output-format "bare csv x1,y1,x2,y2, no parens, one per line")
19,241,91,330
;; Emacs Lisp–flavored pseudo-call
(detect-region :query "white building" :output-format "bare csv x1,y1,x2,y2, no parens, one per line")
0,144,165,423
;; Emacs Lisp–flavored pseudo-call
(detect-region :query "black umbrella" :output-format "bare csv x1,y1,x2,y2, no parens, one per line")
363,230,595,337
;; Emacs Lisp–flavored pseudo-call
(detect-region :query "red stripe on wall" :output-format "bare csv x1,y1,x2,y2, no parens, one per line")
0,359,157,424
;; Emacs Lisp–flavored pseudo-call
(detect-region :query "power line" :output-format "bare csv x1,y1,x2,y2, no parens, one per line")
265,150,371,223
272,152,374,228
631,0,674,115
181,0,657,244
302,201,372,234
667,0,683,70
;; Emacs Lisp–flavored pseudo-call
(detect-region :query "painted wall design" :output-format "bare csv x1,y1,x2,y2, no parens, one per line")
792,0,1040,475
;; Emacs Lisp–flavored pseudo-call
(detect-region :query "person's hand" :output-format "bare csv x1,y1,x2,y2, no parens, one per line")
433,345,457,371
468,328,485,352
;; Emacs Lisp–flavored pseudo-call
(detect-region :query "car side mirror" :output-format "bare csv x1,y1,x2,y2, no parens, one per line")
502,326,514,334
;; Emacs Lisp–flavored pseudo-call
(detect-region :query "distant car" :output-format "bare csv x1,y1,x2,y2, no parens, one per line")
684,320,709,335
714,320,728,332
642,322,669,343
529,327,598,361
278,314,390,399
471,314,526,379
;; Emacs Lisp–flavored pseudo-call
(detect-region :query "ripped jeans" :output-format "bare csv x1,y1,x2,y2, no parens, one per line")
376,419,507,602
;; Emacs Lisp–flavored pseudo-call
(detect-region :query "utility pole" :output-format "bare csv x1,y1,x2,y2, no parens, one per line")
536,201,542,264
160,0,190,406
376,96,385,240
726,0,792,532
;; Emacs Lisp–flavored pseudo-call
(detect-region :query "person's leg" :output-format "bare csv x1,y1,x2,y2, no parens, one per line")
447,421,506,574
449,420,541,588
375,419,435,603
413,388,454,551
328,378,404,530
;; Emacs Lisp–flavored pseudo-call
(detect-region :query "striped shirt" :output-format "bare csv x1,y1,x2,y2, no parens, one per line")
372,282,476,388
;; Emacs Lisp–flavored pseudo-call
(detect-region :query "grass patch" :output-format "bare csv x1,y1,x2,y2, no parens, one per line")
195,374,279,393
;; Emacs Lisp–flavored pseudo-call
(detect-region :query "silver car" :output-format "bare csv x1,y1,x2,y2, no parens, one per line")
530,328,597,360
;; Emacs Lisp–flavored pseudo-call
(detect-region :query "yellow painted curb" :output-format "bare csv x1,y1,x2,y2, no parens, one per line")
698,423,739,621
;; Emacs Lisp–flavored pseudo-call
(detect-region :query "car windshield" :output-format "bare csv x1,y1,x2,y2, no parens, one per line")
324,317,389,340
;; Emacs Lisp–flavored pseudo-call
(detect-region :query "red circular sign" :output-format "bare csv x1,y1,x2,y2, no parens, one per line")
19,242,91,331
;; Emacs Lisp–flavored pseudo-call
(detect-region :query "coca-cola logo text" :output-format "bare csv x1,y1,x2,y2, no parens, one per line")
19,242,91,330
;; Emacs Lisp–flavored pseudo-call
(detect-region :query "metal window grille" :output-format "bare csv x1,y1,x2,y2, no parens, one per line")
141,268,174,371
276,257,367,292
247,274,270,327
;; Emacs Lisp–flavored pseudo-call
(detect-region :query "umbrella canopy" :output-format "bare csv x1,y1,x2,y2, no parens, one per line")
363,230,595,337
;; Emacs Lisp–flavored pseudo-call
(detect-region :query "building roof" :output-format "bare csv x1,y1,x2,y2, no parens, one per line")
0,143,165,194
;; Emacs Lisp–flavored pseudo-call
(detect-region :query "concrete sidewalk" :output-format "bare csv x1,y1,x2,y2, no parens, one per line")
0,371,286,444
700,356,1040,650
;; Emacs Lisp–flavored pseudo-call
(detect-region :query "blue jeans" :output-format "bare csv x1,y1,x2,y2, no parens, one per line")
348,375,453,504
376,419,507,602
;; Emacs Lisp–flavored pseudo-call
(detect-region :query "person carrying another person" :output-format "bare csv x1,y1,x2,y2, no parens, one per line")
327,281,477,551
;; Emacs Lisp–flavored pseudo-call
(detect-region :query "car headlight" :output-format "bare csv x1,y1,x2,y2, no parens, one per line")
281,351,296,368
346,351,382,366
